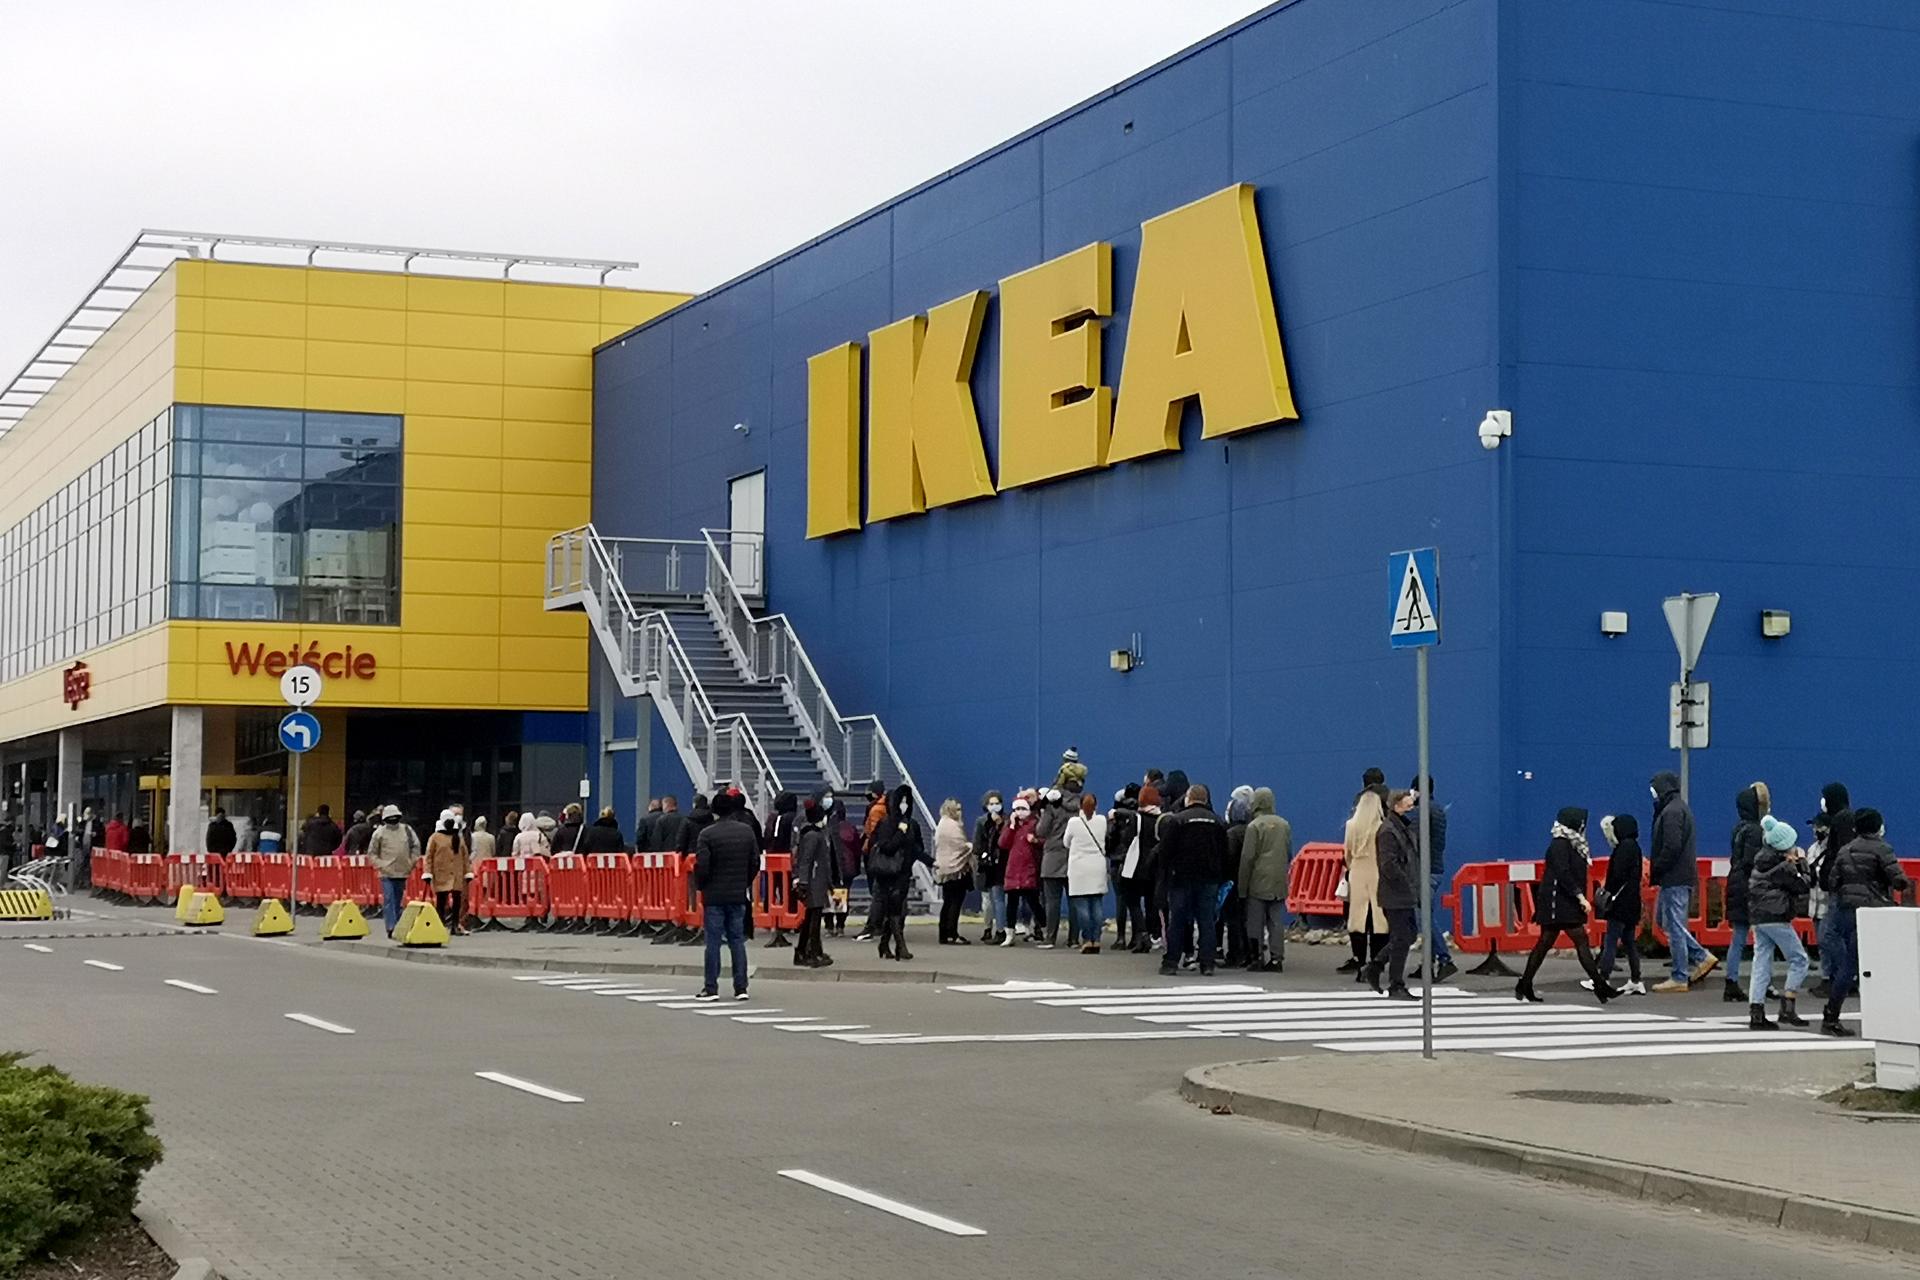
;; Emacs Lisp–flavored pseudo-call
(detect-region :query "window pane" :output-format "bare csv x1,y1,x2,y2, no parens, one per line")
195,441,303,480
305,411,400,450
199,405,301,444
197,477,301,588
305,443,400,483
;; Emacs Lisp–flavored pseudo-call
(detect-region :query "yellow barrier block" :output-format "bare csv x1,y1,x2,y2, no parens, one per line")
321,899,370,941
175,883,196,922
182,892,225,928
253,899,294,936
395,899,449,947
0,888,53,920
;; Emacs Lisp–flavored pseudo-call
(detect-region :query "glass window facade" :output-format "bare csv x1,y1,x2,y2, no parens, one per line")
0,408,171,682
171,406,402,624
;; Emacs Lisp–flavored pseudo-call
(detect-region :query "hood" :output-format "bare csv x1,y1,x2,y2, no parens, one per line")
1555,806,1589,833
1252,787,1275,817
592,815,618,829
1227,785,1255,824
1605,813,1639,845
1651,772,1680,806
1821,782,1850,815
889,784,915,816
774,791,797,814
1735,784,1762,824
1163,770,1190,806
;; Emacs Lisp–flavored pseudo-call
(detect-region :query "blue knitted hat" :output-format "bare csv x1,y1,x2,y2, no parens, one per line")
1761,814,1796,851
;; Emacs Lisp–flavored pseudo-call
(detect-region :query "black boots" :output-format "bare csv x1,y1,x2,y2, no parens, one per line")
1819,999,1856,1037
1777,994,1808,1027
1722,978,1744,1003
1748,1002,1778,1031
1364,961,1384,994
1514,980,1544,1003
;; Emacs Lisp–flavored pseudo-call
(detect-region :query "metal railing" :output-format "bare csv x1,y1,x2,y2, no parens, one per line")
695,529,935,837
545,526,782,815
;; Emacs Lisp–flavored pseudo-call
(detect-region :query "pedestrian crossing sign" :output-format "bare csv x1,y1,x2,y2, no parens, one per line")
1388,547,1440,648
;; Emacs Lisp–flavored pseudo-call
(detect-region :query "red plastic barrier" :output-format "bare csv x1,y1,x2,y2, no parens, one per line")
1285,843,1347,918
678,853,705,928
632,852,682,924
338,856,380,908
165,853,227,899
585,853,635,922
295,855,329,906
1445,860,1545,956
225,852,265,902
753,853,801,931
469,856,550,922
405,858,431,905
125,854,166,904
92,849,126,895
548,853,589,921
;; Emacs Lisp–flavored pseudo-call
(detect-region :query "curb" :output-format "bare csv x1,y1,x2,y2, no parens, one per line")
319,938,1003,986
136,1202,223,1280
1179,1062,1920,1257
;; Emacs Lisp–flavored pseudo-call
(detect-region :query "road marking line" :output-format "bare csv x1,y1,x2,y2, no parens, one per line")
783,1023,869,1032
1066,991,1476,1012
1047,987,1477,1005
164,979,218,995
989,984,1267,1001
827,1030,1239,1045
735,1015,820,1024
1313,1030,1810,1052
777,1169,985,1236
548,980,630,990
536,976,619,987
691,1005,777,1016
943,980,1073,993
474,1071,584,1103
1222,1016,1675,1039
657,1000,722,1009
589,987,673,996
284,1013,355,1035
623,994,685,1003
1503,1038,1877,1061
514,973,581,981
23,943,52,953
83,959,124,971
1139,1004,1644,1025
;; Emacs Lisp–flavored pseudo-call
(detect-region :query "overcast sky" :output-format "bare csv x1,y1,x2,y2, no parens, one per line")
0,0,1270,383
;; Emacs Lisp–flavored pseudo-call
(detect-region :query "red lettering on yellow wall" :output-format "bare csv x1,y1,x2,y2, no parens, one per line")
224,642,379,680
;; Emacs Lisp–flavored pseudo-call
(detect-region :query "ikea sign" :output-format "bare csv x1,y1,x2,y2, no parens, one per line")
807,183,1297,538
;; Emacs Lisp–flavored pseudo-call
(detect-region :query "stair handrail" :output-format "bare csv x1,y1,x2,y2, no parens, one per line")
547,525,783,814
697,528,935,835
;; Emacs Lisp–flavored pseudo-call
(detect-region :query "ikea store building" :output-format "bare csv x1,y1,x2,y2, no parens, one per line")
588,0,1920,869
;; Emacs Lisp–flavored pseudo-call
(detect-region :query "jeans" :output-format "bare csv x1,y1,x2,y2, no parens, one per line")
1725,920,1749,984
1245,897,1286,964
1428,873,1452,963
381,877,408,935
1598,918,1642,983
1657,884,1707,981
1825,906,1858,1004
703,901,749,993
1817,910,1836,981
1071,894,1104,944
1164,880,1220,971
1749,922,1807,1001
985,884,1006,934
1043,877,1068,945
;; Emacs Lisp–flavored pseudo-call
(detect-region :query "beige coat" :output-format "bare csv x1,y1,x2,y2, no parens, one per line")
1343,814,1386,934
425,832,469,890
469,829,497,863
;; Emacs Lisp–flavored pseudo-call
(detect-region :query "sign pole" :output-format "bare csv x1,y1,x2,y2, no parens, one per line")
277,663,325,924
288,749,301,914
1417,644,1433,1061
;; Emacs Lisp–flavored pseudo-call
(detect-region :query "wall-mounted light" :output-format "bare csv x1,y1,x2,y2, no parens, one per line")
732,421,750,438
1761,610,1791,639
1600,610,1628,638
1111,631,1143,674
1477,409,1512,451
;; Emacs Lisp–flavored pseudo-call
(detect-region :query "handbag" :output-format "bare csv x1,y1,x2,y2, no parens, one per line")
1120,834,1142,880
1593,885,1616,916
1334,872,1350,901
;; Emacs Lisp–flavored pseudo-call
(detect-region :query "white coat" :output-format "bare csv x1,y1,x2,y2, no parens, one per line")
1065,812,1109,897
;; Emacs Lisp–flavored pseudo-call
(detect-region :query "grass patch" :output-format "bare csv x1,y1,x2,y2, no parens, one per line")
1822,1081,1920,1114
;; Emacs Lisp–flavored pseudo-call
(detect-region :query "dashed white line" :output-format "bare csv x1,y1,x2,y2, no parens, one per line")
588,987,673,997
164,979,218,995
691,1006,779,1016
781,1023,869,1032
623,994,684,1003
734,1015,820,1025
823,1029,1238,1046
83,959,124,971
778,1169,985,1236
22,943,52,953
514,973,582,981
284,1013,355,1035
474,1071,584,1103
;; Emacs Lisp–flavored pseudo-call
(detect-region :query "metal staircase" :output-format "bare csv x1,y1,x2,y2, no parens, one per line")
543,525,933,842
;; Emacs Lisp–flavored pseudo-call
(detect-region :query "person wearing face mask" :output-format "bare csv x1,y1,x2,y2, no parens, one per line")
367,805,422,938
790,792,835,968
934,798,975,944
1808,782,1855,999
999,792,1044,947
512,811,550,858
973,791,1007,944
1649,771,1714,992
425,809,471,935
1823,808,1909,1036
867,785,924,961
1516,807,1617,1004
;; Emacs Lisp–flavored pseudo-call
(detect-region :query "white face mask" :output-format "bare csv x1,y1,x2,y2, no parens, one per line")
1649,786,1658,801
988,802,1003,815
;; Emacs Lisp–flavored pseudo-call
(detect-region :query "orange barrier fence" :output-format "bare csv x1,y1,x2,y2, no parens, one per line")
753,853,802,934
224,852,293,903
586,853,634,925
548,853,589,924
165,853,226,899
127,854,166,903
469,856,550,923
633,852,684,926
92,848,125,895
1285,843,1347,918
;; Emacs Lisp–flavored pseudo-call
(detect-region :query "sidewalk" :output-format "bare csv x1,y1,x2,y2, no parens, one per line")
1180,1049,1916,1254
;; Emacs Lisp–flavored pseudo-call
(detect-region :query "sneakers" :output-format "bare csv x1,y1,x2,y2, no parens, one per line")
1432,960,1459,982
1034,942,1055,950
999,932,1015,947
1623,980,1647,996
734,990,750,1002
1688,955,1720,984
694,989,719,1002
1651,978,1690,994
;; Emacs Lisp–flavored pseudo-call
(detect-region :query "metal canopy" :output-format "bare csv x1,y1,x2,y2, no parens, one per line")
0,229,645,438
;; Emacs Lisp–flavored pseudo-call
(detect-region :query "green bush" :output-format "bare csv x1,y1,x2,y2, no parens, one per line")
0,1051,163,1276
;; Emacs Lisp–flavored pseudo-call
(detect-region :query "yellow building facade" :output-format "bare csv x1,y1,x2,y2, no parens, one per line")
0,239,684,852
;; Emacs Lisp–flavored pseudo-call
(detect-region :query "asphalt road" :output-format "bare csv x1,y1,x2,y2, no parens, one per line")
3,931,1906,1280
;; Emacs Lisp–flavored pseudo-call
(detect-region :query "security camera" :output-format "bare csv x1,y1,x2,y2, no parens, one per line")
1477,410,1511,451
1599,611,1628,638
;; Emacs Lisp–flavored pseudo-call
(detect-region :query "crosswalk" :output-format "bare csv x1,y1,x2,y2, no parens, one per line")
508,973,1870,1060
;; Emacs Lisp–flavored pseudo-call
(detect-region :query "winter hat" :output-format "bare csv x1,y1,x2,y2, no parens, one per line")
1228,785,1255,824
1855,807,1884,836
1062,747,1080,763
1555,806,1588,832
1011,797,1031,818
1609,812,1638,841
1761,815,1796,851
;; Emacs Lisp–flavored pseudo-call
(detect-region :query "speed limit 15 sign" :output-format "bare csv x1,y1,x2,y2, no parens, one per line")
280,665,324,708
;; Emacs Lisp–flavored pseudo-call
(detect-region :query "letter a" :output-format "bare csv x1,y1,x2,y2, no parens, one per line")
1108,184,1297,462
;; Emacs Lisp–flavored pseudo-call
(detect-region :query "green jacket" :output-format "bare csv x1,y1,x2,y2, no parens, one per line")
1239,788,1293,901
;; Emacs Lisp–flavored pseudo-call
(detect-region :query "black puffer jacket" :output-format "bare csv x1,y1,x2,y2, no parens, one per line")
866,785,925,883
1728,785,1767,923
694,811,760,905
1832,834,1910,909
1747,844,1810,924
1814,783,1855,893
1374,809,1418,911
580,815,625,854
1599,815,1644,926
1648,773,1695,888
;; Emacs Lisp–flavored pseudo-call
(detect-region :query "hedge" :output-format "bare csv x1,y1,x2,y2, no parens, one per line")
0,1052,164,1276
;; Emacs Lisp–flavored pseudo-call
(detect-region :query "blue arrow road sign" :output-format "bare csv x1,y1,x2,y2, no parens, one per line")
1388,547,1441,649
278,710,321,754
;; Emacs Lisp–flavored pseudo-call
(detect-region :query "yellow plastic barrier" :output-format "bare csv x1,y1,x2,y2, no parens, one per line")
252,899,294,936
394,899,449,947
321,899,370,941
175,882,196,922
181,891,224,927
0,888,53,920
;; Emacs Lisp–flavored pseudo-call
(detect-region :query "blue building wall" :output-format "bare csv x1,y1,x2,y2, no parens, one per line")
593,0,1920,867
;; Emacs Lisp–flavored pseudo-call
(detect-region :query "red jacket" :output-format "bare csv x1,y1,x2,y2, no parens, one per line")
1000,815,1042,891
104,820,130,852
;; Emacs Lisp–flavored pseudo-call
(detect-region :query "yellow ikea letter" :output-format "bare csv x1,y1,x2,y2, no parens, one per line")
1108,184,1296,462
806,342,862,538
866,290,995,522
996,242,1113,490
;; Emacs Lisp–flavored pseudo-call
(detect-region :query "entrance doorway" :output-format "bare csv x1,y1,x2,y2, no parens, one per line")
728,470,765,595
